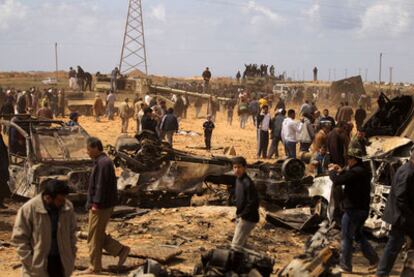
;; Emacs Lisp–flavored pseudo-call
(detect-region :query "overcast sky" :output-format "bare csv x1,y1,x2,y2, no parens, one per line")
0,0,413,82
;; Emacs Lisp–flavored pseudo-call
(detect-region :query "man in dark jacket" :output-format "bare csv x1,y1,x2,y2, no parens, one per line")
327,121,347,167
203,115,215,150
82,137,130,274
329,148,378,273
141,107,158,134
376,149,414,277
320,109,336,130
355,105,367,131
268,109,286,158
231,156,259,251
160,108,179,146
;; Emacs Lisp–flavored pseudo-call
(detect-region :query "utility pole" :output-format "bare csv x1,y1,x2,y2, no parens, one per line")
119,0,148,75
379,52,383,88
328,68,331,81
54,42,58,83
365,68,368,82
389,66,393,86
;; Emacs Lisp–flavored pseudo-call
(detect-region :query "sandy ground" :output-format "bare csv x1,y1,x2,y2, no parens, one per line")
0,104,405,276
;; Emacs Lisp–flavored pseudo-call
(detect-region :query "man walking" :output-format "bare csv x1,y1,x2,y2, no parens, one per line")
231,156,260,251
268,109,285,159
256,105,271,159
329,148,379,273
12,180,77,277
376,148,414,277
160,108,179,146
82,137,130,274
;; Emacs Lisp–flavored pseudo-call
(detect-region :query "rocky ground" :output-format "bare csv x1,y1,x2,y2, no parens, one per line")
0,105,406,276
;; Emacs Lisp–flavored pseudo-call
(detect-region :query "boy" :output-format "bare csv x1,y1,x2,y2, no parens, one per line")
231,156,260,251
203,115,215,150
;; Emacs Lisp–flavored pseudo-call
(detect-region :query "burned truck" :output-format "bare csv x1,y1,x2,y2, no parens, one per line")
109,131,315,208
0,116,92,199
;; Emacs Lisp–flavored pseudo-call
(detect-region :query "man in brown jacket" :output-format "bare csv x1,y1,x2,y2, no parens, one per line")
12,180,77,277
93,94,105,122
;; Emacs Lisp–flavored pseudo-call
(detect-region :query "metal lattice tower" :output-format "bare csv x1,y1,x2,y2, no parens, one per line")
119,0,148,75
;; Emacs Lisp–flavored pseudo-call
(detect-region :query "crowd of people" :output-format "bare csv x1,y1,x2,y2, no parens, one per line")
0,87,66,122
1,76,413,276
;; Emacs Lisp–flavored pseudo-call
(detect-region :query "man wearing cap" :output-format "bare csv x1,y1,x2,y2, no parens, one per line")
329,148,378,273
66,112,79,127
375,148,414,277
12,179,77,277
231,156,260,251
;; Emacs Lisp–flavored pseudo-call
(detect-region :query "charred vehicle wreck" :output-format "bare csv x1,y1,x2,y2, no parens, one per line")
0,116,92,199
109,130,317,210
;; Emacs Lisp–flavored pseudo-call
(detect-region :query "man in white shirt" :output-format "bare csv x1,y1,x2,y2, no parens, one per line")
256,105,271,159
281,109,302,158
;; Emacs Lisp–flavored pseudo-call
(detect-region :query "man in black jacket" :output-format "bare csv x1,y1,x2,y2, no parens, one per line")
376,148,414,277
329,148,378,273
82,137,130,274
231,156,260,251
355,105,367,131
141,107,158,134
160,108,179,146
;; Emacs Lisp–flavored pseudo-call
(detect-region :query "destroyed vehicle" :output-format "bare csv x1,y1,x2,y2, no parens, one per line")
0,116,93,199
110,131,316,208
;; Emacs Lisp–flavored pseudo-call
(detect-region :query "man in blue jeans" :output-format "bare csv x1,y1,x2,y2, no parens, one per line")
375,148,414,277
329,147,378,273
281,109,301,158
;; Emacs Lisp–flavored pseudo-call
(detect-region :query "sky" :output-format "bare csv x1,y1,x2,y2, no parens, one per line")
0,0,413,82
